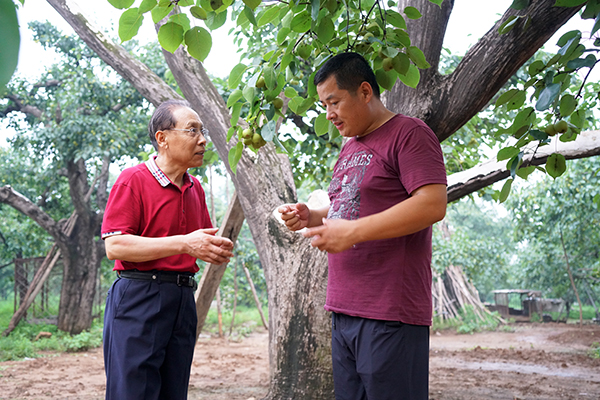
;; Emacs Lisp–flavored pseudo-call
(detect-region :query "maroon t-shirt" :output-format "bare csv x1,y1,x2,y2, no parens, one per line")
325,114,447,326
101,157,212,273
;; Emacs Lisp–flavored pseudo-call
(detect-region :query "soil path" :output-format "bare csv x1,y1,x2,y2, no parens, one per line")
0,323,599,399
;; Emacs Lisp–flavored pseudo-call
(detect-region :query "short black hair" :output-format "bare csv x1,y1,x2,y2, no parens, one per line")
314,52,380,98
147,99,192,151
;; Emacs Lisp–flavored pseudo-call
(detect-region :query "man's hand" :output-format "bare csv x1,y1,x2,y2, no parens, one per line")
185,228,234,265
278,203,311,231
302,218,356,254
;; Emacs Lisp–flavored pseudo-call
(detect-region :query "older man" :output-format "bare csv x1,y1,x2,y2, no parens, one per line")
102,99,234,400
279,53,447,399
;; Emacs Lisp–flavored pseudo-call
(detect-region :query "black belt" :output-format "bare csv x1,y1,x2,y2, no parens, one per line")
117,270,198,290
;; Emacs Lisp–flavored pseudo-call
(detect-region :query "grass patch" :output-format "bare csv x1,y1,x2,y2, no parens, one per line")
0,318,103,361
433,306,501,334
589,342,600,359
201,305,268,339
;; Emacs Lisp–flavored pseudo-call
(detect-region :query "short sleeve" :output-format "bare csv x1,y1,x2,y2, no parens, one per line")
101,179,142,239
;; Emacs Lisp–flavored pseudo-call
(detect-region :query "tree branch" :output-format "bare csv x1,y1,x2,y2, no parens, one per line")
0,185,67,243
433,0,582,141
3,94,43,119
385,0,582,142
447,130,600,202
46,0,180,106
95,155,111,216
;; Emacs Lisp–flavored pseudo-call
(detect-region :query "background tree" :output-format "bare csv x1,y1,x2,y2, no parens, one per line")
0,22,152,334
508,158,600,306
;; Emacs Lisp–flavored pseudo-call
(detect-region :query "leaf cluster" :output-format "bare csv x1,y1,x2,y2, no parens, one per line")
490,0,600,202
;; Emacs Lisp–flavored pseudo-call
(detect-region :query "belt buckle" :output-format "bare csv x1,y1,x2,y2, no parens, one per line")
176,275,188,287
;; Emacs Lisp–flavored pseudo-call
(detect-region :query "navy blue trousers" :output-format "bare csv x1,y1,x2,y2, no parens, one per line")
103,277,197,400
331,312,429,400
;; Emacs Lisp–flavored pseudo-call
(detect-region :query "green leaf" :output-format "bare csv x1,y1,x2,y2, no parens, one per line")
507,90,526,110
592,12,600,36
535,83,560,111
495,88,520,107
498,15,519,35
169,13,191,31
567,54,597,69
262,67,277,91
317,17,335,43
257,6,281,26
139,0,157,14
228,64,248,89
392,53,410,75
158,22,184,53
407,46,430,69
0,0,20,90
243,86,256,103
108,0,135,9
559,94,577,117
243,5,258,26
261,120,277,141
228,142,244,174
404,6,422,19
185,27,212,61
311,0,320,21
228,91,244,110
516,165,536,180
554,0,587,6
497,146,519,161
178,0,194,5
119,8,144,42
243,0,261,10
276,27,291,46
151,5,172,23
528,60,545,76
570,109,585,129
227,126,236,141
582,0,600,19
386,10,406,29
190,6,208,20
428,0,443,6
314,113,329,136
546,153,566,178
291,11,311,33
499,178,513,203
510,0,530,10
375,68,395,91
398,63,420,88
284,86,298,98
206,10,227,30
287,96,302,114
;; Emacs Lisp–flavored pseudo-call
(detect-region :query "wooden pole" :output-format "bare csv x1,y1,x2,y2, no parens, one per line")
243,264,268,331
229,261,238,336
194,191,245,340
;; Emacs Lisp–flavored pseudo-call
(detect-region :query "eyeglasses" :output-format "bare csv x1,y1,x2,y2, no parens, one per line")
166,127,209,139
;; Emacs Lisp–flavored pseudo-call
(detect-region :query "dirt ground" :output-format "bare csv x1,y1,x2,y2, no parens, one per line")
1,322,599,400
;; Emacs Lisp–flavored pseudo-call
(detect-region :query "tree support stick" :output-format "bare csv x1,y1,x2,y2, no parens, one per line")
243,263,268,331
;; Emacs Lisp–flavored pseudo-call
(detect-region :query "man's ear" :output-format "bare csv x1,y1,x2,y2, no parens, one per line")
359,81,374,102
155,130,168,149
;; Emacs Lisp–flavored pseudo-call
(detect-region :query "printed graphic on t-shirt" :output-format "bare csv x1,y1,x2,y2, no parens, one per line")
328,149,373,221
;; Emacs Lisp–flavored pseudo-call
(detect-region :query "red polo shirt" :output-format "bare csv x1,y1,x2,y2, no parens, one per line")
101,156,212,273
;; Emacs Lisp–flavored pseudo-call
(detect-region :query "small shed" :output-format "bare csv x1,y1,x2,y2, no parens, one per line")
488,289,543,321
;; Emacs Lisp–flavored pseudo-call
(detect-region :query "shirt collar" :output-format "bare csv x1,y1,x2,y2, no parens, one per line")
145,156,193,188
